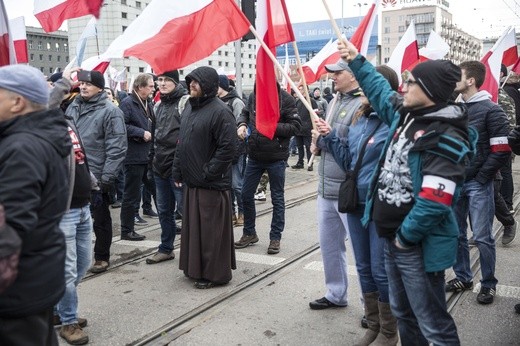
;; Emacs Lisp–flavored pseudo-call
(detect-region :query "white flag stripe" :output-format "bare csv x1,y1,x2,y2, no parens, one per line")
421,175,456,194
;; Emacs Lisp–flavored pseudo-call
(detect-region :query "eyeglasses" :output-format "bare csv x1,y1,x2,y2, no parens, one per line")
403,79,418,86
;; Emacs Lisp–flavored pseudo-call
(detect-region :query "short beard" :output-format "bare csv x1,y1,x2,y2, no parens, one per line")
190,89,202,98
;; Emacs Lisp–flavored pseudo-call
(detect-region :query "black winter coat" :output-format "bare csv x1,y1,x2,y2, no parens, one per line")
237,87,301,162
0,108,72,317
120,92,154,165
295,98,318,136
464,92,511,183
172,67,236,190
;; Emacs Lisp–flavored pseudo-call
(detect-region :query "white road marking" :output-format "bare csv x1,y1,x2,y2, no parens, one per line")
473,283,520,298
235,252,286,265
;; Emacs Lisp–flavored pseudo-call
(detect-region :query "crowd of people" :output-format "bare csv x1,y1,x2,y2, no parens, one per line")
1,37,520,345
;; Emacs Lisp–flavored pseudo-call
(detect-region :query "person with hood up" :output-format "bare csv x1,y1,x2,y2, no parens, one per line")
172,66,237,289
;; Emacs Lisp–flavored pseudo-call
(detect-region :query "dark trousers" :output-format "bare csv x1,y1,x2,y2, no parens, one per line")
121,164,156,234
295,135,312,165
0,307,58,346
494,179,515,226
91,193,113,262
500,156,514,210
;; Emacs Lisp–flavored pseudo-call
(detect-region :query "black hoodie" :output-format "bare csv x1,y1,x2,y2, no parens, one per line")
172,67,236,190
0,108,72,317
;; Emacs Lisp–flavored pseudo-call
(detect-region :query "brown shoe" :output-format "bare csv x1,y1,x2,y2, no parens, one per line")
146,252,175,264
267,240,280,254
53,315,88,328
89,260,109,273
60,323,89,345
234,234,259,248
234,213,244,227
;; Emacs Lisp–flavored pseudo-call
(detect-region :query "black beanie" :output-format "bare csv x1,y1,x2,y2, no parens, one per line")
218,75,229,91
77,70,105,89
411,60,461,104
49,72,63,83
158,70,179,84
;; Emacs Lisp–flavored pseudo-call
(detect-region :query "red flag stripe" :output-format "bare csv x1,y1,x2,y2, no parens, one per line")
34,0,103,33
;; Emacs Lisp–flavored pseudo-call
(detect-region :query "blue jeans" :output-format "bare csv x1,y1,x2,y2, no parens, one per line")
242,159,286,240
385,239,460,345
56,206,93,325
346,212,388,302
454,179,497,288
232,154,246,215
154,173,182,254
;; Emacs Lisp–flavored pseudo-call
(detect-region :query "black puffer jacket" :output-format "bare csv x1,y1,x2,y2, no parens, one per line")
295,98,318,136
464,91,511,183
172,67,236,190
0,108,71,317
237,86,301,162
152,85,188,178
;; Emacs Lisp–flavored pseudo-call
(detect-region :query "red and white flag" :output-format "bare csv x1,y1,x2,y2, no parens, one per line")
103,0,250,74
501,27,518,67
350,0,379,56
511,57,520,74
481,26,516,102
0,1,16,66
301,38,340,84
34,0,103,33
387,21,419,81
81,55,110,74
9,17,27,64
255,0,295,139
418,30,449,61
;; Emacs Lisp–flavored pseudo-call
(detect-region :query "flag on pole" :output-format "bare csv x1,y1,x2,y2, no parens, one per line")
76,17,97,66
500,27,518,67
255,0,295,139
102,0,251,74
419,30,450,61
481,26,515,102
0,2,16,66
387,21,419,81
34,0,104,33
349,0,379,56
301,1,378,84
9,17,28,64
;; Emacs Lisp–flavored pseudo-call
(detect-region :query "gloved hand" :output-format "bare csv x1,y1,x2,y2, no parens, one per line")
100,182,116,205
508,126,520,155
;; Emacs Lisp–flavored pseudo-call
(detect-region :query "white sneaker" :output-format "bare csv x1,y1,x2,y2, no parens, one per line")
254,191,266,201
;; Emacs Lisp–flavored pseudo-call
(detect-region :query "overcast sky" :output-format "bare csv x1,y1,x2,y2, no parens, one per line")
4,0,520,39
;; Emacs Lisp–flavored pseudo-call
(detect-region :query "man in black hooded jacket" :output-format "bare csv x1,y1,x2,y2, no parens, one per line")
172,66,236,288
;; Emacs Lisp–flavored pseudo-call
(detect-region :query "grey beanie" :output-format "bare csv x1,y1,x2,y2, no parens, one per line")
0,64,49,105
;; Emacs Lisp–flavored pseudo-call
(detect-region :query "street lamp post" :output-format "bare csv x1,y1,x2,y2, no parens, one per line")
354,2,368,25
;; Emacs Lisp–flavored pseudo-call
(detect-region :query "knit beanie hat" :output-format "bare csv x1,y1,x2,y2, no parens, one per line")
77,70,105,89
218,75,229,91
158,70,179,84
410,60,461,104
0,64,49,105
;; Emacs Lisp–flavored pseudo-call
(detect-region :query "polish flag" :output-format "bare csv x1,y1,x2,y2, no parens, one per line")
103,0,251,74
349,0,380,56
34,0,104,33
81,55,110,74
301,38,340,84
387,21,419,81
418,30,450,61
9,17,27,64
501,27,518,67
0,1,16,66
481,27,515,102
255,0,295,139
301,0,379,84
511,57,520,74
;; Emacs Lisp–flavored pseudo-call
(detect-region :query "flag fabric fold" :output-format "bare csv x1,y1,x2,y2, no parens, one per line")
255,0,295,139
9,17,27,64
102,0,251,74
34,0,103,33
387,21,419,81
0,2,16,66
481,26,516,102
76,17,97,66
418,30,450,61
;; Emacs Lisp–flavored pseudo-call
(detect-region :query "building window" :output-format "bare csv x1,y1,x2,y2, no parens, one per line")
122,26,127,32
28,40,33,49
40,67,44,73
49,67,53,74
49,55,52,61
63,43,68,52
38,41,42,50
225,62,229,67
208,60,213,66
384,57,389,63
47,42,51,50
66,56,69,62
39,54,43,61
384,17,390,23
121,0,126,4
224,51,228,56
218,51,222,56
398,26,405,33
136,1,141,8
30,53,34,61
218,61,222,66
384,27,390,34
122,12,127,19
57,56,61,62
